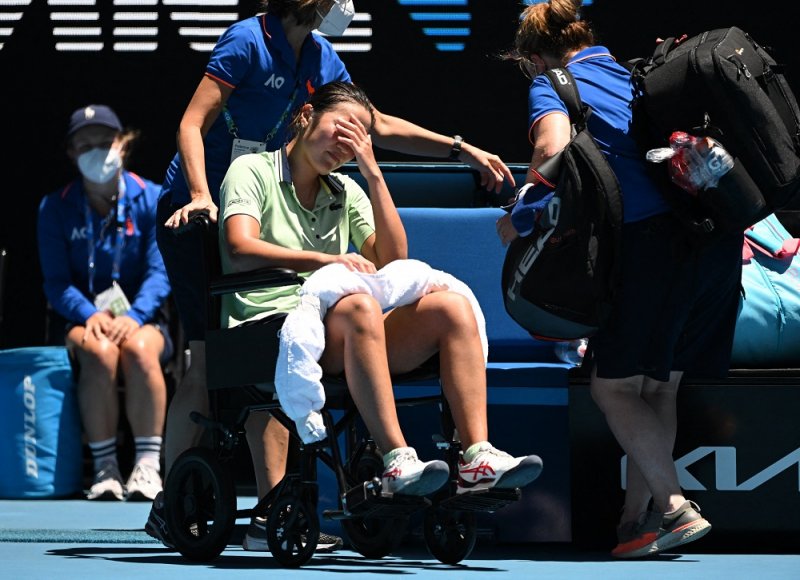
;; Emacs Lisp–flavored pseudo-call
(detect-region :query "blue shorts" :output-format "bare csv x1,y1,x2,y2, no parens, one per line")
156,196,212,343
591,213,743,382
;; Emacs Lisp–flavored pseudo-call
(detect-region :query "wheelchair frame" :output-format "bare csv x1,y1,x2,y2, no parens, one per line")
163,213,521,567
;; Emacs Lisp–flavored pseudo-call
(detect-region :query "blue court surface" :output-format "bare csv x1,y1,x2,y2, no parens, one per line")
2,497,798,580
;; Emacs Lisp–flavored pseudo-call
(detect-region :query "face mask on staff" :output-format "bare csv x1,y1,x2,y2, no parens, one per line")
317,0,355,36
77,147,122,184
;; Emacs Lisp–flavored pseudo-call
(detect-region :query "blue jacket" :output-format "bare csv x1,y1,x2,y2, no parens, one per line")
37,171,170,326
528,46,671,223
161,13,351,207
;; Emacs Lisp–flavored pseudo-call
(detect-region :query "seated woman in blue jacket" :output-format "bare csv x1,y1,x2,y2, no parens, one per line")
37,105,172,502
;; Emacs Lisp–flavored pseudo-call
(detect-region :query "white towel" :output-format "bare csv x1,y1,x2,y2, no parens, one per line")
275,259,487,443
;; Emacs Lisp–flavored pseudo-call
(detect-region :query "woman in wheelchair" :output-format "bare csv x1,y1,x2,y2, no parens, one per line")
218,80,544,499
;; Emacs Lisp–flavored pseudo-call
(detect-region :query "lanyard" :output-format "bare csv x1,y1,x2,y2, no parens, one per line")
222,80,303,145
84,175,127,296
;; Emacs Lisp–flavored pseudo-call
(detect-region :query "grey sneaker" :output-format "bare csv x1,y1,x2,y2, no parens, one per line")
242,516,344,552
144,491,175,549
242,517,268,551
611,501,711,559
381,447,449,496
86,462,126,501
655,500,711,554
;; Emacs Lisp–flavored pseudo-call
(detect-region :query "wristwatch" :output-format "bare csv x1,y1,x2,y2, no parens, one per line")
448,135,463,161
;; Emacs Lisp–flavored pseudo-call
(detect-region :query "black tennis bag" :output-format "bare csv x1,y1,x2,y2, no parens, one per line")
630,27,800,233
502,69,624,341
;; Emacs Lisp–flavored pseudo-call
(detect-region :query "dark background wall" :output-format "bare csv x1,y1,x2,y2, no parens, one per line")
0,0,796,348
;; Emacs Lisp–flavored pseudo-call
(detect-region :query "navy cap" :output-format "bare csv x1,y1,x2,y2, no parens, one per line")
67,104,122,137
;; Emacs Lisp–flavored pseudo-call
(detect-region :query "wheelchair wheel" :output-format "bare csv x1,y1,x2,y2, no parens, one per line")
423,507,478,565
266,493,319,568
342,446,407,559
341,514,408,559
164,447,236,562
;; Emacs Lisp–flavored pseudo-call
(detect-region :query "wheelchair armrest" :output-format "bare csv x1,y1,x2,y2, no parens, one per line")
170,211,304,295
209,268,303,296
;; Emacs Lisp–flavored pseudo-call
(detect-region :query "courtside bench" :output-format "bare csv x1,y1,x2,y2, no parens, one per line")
339,161,527,209
396,206,573,543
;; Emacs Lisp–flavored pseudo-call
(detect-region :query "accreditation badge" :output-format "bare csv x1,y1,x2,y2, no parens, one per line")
94,281,131,317
230,138,267,163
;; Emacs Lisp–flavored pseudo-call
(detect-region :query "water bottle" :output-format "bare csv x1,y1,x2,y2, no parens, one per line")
554,338,588,366
645,131,734,194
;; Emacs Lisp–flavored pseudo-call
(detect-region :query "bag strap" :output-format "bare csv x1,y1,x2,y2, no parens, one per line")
543,68,590,130
543,67,625,233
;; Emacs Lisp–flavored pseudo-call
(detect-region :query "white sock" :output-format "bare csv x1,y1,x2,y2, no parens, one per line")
463,441,491,463
383,446,415,467
88,437,118,473
134,436,162,471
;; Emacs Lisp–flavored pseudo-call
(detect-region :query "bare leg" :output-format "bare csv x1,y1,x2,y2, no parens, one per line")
620,372,681,523
245,411,289,499
119,325,167,440
590,369,686,514
67,326,120,443
163,340,208,478
318,294,406,453
383,291,488,448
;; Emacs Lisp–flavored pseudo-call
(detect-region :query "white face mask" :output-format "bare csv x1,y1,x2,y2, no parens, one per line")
317,0,355,36
77,147,122,184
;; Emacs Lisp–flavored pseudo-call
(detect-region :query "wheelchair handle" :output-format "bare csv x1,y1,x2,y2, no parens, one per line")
171,211,212,237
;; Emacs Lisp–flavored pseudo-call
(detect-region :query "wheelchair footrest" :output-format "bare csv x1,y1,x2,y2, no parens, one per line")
323,480,430,520
435,487,521,513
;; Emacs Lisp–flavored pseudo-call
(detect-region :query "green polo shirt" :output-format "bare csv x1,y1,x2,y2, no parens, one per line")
218,148,375,327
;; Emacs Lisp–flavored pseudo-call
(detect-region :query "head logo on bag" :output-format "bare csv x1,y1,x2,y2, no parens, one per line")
505,197,562,300
502,68,624,341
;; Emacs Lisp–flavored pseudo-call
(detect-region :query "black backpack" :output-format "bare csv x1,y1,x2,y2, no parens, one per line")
501,68,624,342
630,27,800,235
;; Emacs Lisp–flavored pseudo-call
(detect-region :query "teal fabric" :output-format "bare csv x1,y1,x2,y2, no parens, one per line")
732,214,800,366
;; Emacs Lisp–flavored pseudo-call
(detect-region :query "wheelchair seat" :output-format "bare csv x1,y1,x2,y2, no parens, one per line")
163,213,522,567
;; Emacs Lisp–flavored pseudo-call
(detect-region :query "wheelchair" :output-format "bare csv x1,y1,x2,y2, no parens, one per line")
163,214,523,567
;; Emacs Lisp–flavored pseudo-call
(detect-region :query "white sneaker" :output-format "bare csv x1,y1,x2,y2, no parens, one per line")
381,447,449,496
87,462,126,501
125,463,163,502
457,442,543,494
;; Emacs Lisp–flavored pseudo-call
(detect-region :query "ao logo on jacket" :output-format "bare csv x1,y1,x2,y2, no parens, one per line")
264,73,286,89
